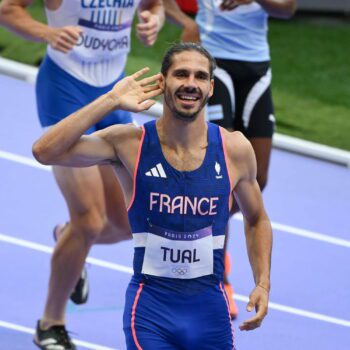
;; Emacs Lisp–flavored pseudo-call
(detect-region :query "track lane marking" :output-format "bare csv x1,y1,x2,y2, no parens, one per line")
0,320,118,350
1,233,349,328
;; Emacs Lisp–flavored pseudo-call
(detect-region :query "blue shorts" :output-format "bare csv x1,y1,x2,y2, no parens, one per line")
123,276,235,350
35,55,132,134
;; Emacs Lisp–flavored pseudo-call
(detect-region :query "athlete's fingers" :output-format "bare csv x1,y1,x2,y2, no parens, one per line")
138,99,156,111
239,312,263,331
136,21,158,32
141,33,158,46
140,73,161,86
138,36,156,47
240,309,263,330
138,10,152,23
137,28,158,41
56,38,75,51
60,32,79,46
132,67,150,80
63,26,82,40
143,83,161,93
143,88,163,100
56,47,70,54
53,41,73,53
240,289,268,331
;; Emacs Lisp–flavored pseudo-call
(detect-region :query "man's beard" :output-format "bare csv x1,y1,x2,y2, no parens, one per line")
164,85,209,122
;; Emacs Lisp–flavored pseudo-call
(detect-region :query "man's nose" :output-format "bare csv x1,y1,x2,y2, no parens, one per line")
183,75,197,89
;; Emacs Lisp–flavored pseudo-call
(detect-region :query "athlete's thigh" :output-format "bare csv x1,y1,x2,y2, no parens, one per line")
98,164,130,232
123,282,179,350
249,137,272,190
53,165,106,220
125,330,179,350
186,284,234,350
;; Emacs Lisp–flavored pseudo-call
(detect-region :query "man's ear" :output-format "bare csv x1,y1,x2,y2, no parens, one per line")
208,78,214,98
159,74,165,91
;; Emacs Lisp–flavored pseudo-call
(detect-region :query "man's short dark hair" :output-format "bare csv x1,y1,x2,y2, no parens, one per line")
161,42,216,79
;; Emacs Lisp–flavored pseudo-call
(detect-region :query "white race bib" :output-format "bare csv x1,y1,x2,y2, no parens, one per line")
141,224,214,279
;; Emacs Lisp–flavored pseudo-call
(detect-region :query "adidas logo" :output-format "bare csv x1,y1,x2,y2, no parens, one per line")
145,163,167,178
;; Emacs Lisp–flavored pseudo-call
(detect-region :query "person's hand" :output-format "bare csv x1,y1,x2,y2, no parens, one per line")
239,284,269,331
46,26,82,53
108,67,163,112
136,11,161,46
181,19,200,43
220,0,254,11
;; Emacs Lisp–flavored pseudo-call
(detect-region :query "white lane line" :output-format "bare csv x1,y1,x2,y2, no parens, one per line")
1,149,349,249
233,214,350,248
0,150,51,171
1,233,349,328
233,295,350,328
0,233,133,274
0,320,117,350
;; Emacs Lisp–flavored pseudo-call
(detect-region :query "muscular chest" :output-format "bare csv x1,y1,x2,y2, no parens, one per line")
162,146,208,172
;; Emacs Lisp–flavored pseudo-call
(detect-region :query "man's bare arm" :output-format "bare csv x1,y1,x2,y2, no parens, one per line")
32,68,162,167
225,131,272,331
0,0,81,53
256,0,297,18
220,0,296,18
164,0,200,42
137,0,165,46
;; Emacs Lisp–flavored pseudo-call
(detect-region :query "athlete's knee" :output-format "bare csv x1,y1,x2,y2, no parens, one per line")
102,222,132,243
71,210,107,244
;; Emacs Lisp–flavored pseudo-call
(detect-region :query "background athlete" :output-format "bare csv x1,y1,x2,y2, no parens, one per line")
32,42,272,349
165,0,296,317
0,0,164,348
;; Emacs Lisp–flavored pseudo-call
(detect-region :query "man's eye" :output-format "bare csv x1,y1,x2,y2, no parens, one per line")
197,74,208,80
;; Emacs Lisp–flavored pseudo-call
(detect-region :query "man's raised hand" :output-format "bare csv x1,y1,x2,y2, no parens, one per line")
108,67,163,113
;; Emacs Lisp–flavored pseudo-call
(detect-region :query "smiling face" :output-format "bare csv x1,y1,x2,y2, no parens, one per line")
161,51,214,122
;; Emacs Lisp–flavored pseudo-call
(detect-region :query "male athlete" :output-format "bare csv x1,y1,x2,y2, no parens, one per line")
0,0,164,348
33,43,272,349
165,0,296,317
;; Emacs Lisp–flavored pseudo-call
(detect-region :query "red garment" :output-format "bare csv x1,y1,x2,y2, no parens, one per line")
176,0,198,15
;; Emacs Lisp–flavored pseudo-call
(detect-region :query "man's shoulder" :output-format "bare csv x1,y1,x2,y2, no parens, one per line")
220,128,256,181
220,128,252,161
99,123,143,143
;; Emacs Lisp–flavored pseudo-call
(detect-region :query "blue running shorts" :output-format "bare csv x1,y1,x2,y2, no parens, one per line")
36,55,132,134
123,276,235,350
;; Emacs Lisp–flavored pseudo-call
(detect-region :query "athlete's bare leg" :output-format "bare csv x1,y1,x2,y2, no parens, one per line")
40,164,131,328
249,137,272,191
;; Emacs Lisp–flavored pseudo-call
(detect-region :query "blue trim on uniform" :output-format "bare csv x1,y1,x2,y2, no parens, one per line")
36,55,132,133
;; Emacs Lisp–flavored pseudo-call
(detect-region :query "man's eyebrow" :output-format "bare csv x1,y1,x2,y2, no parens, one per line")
172,68,210,76
172,68,188,73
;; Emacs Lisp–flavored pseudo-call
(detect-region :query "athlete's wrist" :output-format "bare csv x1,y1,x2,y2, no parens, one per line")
105,91,120,110
256,281,270,292
42,27,55,45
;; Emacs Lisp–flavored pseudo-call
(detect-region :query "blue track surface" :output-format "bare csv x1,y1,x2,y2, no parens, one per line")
0,75,349,349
